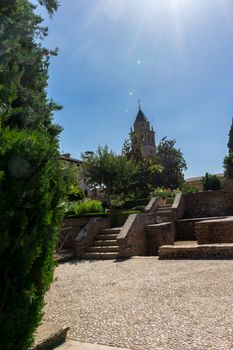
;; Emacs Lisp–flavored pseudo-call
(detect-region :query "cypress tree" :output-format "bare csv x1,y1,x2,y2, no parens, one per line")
227,117,233,151
0,1,65,349
224,118,233,179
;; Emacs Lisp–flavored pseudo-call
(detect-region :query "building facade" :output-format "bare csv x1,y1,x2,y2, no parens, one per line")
130,106,156,157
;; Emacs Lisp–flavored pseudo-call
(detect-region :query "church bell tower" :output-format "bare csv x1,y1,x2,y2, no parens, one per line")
130,103,156,157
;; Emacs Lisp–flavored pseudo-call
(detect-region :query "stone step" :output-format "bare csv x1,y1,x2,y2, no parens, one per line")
159,243,233,259
157,207,172,212
84,252,119,260
156,210,173,214
88,246,119,252
158,204,172,208
97,234,118,240
93,239,118,246
100,227,122,234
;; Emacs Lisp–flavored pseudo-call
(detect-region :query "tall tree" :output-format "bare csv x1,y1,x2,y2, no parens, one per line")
82,146,136,205
224,118,233,179
0,1,65,349
122,138,162,197
155,137,187,189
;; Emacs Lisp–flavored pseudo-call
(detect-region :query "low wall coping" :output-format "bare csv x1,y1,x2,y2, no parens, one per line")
145,197,161,213
198,216,233,224
172,193,182,210
147,222,172,228
177,216,223,223
117,213,137,241
75,217,100,242
160,243,233,250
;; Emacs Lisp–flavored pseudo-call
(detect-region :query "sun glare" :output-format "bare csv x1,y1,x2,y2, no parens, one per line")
141,0,195,17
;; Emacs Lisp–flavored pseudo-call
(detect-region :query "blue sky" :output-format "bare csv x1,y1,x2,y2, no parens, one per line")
38,0,233,178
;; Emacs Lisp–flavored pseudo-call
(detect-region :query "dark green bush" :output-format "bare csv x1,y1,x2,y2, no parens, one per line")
179,183,198,193
202,173,222,191
67,184,85,201
0,0,64,348
124,198,150,209
110,210,140,227
111,198,125,210
132,206,145,212
0,129,64,350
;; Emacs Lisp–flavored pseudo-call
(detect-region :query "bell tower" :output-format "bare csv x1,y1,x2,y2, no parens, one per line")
130,103,156,157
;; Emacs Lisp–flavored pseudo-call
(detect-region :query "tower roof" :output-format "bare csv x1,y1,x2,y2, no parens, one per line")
134,108,149,124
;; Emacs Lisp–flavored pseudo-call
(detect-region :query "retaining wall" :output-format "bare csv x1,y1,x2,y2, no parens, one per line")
195,216,233,244
117,213,159,258
146,222,175,255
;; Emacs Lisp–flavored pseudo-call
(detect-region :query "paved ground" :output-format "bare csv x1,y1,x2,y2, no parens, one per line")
57,340,131,350
44,258,233,350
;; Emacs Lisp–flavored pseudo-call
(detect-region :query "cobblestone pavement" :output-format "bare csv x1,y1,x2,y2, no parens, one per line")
44,258,233,350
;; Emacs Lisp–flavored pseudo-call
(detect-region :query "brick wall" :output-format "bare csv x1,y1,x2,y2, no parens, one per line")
146,222,175,255
60,217,91,249
183,190,230,218
175,219,197,240
159,243,233,259
117,213,159,258
74,217,110,257
195,217,233,244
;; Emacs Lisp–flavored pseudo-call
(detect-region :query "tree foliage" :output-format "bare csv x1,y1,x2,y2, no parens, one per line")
122,136,143,162
224,118,233,179
155,137,187,189
0,1,64,349
82,146,136,204
122,138,162,197
202,173,222,191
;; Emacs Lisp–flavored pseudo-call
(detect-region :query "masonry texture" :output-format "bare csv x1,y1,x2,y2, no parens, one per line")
159,243,233,259
183,181,233,219
75,218,110,258
117,213,159,258
61,217,91,249
195,216,233,244
146,222,175,255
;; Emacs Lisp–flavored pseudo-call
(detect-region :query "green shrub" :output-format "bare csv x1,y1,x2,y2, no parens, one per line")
132,206,145,212
66,199,104,216
179,183,198,193
0,130,64,350
151,187,179,204
110,210,140,227
111,198,125,210
202,173,222,191
67,184,85,201
124,198,150,209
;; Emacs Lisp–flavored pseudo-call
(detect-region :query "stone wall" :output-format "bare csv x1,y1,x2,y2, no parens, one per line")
176,217,220,241
159,243,233,259
172,193,185,220
146,222,175,255
195,217,233,244
74,217,110,257
60,217,91,249
117,213,159,258
183,190,229,218
145,197,161,213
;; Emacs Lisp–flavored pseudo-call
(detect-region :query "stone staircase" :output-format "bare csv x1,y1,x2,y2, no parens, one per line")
83,227,121,260
156,204,175,222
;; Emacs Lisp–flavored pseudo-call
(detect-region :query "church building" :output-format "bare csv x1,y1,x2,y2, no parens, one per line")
130,104,156,157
